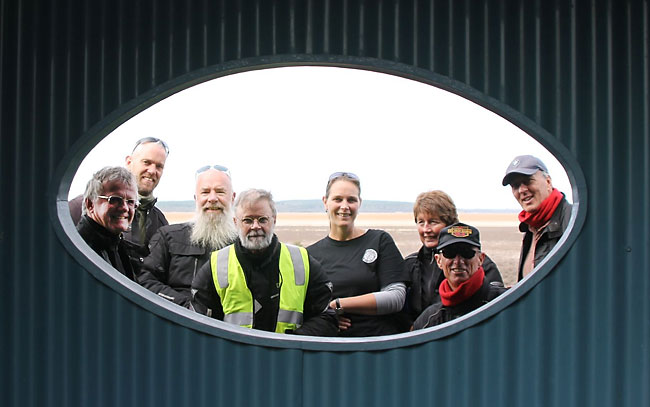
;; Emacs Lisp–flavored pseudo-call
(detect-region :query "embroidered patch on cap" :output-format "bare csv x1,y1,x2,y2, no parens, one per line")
362,249,378,264
511,159,520,167
447,225,472,237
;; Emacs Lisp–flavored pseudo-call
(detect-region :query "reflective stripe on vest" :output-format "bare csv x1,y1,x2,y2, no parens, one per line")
211,243,309,333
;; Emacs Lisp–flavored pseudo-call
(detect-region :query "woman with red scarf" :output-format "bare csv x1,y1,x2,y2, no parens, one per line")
502,155,573,281
412,223,508,330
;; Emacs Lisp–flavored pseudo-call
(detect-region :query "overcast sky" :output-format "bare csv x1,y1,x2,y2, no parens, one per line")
68,66,572,211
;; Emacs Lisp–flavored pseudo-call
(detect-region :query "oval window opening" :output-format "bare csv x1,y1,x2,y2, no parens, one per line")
63,65,577,347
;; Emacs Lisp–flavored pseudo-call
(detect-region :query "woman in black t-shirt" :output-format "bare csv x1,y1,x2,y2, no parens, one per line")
307,172,408,337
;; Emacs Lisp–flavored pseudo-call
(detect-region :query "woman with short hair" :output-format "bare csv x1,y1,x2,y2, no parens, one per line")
398,190,503,330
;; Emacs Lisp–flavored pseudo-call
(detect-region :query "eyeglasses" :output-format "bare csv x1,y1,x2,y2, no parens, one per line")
328,171,360,181
440,245,479,260
132,137,170,155
97,195,139,209
240,216,271,226
196,164,231,178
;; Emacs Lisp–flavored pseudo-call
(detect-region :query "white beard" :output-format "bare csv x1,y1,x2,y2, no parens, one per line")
190,207,238,251
239,226,274,251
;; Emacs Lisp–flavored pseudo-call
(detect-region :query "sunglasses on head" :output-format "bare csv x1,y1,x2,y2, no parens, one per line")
328,171,360,181
132,137,169,155
97,195,139,209
196,164,231,177
440,245,479,259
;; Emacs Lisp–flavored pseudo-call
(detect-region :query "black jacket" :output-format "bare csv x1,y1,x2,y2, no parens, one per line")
139,222,224,307
190,235,338,336
122,198,168,269
412,278,508,330
69,194,168,275
397,245,503,331
76,215,137,281
517,196,572,281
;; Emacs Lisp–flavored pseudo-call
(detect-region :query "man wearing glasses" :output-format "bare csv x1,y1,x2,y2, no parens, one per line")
412,223,508,330
70,137,170,272
502,155,572,282
139,165,237,307
190,189,338,336
76,166,140,281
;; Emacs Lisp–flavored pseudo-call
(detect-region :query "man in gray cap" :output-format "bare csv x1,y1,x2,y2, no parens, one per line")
502,155,572,281
412,223,507,330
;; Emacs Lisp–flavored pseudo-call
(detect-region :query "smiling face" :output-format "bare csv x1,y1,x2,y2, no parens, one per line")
125,142,167,197
86,179,138,235
194,169,234,215
415,211,447,249
323,179,361,229
435,243,486,291
509,170,553,213
235,198,276,252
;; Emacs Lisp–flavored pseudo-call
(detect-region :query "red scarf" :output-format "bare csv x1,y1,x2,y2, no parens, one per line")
518,188,563,229
439,267,485,307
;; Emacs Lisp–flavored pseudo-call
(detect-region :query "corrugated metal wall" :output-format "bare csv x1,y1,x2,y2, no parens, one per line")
2,1,648,406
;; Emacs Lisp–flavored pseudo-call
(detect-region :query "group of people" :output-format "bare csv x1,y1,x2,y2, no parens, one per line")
71,137,572,336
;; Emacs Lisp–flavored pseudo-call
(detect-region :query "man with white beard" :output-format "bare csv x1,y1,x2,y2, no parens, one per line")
139,165,237,307
190,189,338,336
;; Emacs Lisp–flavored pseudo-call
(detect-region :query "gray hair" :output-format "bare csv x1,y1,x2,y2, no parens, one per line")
234,189,277,218
82,166,137,215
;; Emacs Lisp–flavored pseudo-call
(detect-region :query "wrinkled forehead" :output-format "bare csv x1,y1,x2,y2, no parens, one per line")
195,169,233,191
415,210,442,222
236,199,273,218
101,179,137,197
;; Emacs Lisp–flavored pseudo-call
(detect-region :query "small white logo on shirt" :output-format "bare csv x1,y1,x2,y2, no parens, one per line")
362,249,378,264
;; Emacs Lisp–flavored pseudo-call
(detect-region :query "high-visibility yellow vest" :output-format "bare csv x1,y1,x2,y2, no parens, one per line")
211,243,310,333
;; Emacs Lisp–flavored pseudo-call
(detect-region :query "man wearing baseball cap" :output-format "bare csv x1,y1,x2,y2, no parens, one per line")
412,223,507,330
502,155,572,281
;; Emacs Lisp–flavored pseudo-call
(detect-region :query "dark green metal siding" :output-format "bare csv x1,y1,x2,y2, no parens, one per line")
1,1,648,406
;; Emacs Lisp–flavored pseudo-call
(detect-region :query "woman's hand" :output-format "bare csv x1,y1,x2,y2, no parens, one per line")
337,316,352,331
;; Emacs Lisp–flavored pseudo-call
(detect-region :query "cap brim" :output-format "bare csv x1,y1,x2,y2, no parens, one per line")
502,169,539,186
436,238,481,250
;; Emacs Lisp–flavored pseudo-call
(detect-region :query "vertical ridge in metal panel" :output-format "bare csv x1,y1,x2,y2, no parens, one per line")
570,0,577,153
375,0,381,59
306,0,313,54
464,0,470,84
10,2,22,406
358,0,365,56
623,3,636,405
534,0,541,124
447,0,454,76
640,1,650,405
605,2,617,405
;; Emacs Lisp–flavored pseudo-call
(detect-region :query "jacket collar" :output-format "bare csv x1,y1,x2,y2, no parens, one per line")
519,195,567,239
77,215,122,249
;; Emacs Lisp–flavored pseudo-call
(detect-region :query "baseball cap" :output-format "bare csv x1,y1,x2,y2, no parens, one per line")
502,155,549,186
436,222,481,250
